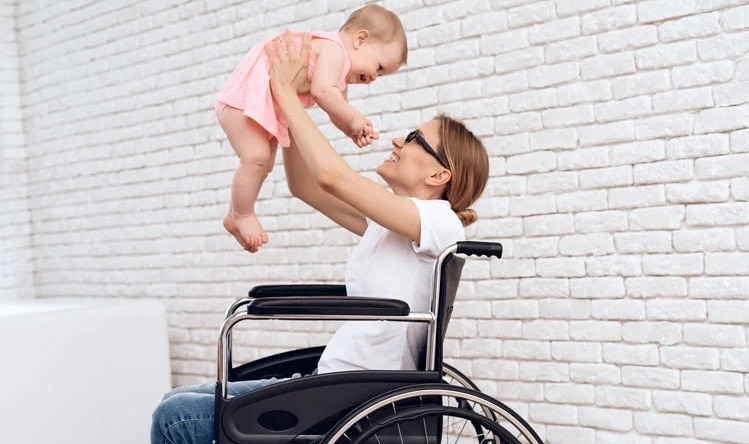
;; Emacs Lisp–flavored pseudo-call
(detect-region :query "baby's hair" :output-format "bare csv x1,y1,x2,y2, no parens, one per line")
340,4,408,65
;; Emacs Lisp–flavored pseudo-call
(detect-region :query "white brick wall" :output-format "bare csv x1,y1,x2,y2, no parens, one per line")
0,0,33,299
1,0,748,441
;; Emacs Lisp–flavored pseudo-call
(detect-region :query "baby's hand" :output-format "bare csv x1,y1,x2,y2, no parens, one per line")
349,114,378,148
353,123,378,148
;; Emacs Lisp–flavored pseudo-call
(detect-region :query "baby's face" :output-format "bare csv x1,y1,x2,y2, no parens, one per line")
347,40,403,85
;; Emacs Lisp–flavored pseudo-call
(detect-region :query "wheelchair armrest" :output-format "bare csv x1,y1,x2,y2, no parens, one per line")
246,296,409,316
249,284,347,298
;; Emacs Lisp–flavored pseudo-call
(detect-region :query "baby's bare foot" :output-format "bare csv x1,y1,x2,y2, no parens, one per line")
223,215,253,252
231,213,268,253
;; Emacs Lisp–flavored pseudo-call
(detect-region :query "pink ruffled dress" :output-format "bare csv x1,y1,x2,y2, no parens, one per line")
216,31,351,147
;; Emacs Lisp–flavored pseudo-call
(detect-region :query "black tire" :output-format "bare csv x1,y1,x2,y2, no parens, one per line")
322,384,543,444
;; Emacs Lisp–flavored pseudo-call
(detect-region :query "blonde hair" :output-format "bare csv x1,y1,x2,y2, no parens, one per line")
340,4,408,65
434,114,489,227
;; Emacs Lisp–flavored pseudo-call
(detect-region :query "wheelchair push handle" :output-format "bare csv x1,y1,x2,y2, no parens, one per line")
456,241,503,259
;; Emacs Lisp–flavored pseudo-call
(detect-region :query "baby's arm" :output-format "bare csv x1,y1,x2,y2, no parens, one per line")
310,40,376,146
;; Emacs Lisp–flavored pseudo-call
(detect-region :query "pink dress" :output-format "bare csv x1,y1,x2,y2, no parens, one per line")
216,31,351,147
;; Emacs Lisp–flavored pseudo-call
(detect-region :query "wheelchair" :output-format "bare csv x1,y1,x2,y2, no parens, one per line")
215,241,544,444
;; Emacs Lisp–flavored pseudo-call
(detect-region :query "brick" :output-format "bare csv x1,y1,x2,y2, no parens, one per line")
546,383,595,404
530,61,581,89
636,41,697,69
622,366,680,389
696,153,749,180
695,418,749,443
667,182,731,204
587,256,642,277
682,370,744,394
570,363,621,384
610,185,666,209
570,277,626,298
552,341,602,363
667,134,730,159
594,96,653,123
697,31,749,61
494,46,545,74
614,231,672,253
511,237,560,258
721,349,749,372
581,6,637,34
714,81,749,107
661,346,721,370
581,52,637,80
672,60,734,88
569,321,622,341
647,298,707,321
689,277,749,298
696,105,749,134
598,26,658,53
684,324,746,347
622,321,682,345
705,252,749,275
539,299,590,319
720,4,749,31
653,391,713,416
629,206,686,230
529,129,578,151
674,229,737,253
507,2,555,28
508,89,558,113
557,189,608,212
708,301,749,323
639,0,696,23
686,203,749,226
524,214,575,237
634,412,693,436
627,278,689,298
575,210,629,233
529,17,582,44
612,70,671,99
596,385,652,410
520,278,570,298
634,114,694,140
536,257,587,277
517,361,570,382
530,402,578,425
558,82,612,107
545,36,598,63
642,253,703,276
559,233,614,256
558,148,610,171
542,103,596,126
652,87,713,113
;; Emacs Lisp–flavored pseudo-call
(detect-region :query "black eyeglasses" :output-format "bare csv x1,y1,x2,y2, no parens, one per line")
405,130,449,169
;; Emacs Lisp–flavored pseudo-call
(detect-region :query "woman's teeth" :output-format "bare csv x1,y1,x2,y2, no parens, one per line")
387,153,400,162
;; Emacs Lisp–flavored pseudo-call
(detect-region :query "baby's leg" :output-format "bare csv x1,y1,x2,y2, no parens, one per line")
218,106,276,252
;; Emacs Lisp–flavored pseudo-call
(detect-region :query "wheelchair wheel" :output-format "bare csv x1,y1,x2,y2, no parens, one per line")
322,384,543,444
442,362,481,391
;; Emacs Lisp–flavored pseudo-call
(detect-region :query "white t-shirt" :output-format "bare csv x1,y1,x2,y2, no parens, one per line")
317,198,465,373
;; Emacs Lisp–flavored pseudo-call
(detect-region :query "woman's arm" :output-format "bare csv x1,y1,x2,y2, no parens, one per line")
284,135,367,236
268,32,423,242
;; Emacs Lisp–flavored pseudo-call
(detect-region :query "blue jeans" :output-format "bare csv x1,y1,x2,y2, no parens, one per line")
150,377,292,444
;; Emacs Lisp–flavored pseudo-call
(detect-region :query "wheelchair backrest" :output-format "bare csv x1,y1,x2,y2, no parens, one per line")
421,253,465,372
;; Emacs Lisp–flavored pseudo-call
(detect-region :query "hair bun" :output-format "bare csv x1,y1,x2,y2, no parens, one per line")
456,208,478,227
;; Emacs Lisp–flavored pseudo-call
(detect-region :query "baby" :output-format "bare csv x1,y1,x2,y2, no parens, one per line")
216,4,408,252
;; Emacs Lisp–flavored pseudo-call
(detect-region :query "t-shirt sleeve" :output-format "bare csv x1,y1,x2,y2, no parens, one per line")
410,198,465,258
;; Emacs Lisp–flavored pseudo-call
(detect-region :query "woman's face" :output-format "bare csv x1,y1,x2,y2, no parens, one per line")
377,119,445,194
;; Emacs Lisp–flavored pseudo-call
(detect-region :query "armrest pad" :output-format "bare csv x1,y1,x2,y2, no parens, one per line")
246,296,409,316
249,284,347,298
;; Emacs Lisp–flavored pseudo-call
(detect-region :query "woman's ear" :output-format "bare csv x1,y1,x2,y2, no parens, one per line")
353,30,370,49
426,168,451,188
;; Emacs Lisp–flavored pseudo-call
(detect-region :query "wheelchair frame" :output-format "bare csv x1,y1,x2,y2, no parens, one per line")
214,241,544,444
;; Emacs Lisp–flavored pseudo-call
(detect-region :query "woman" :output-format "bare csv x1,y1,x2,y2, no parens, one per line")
151,31,489,444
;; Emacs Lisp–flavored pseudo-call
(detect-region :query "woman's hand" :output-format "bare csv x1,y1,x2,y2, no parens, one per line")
266,30,312,100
